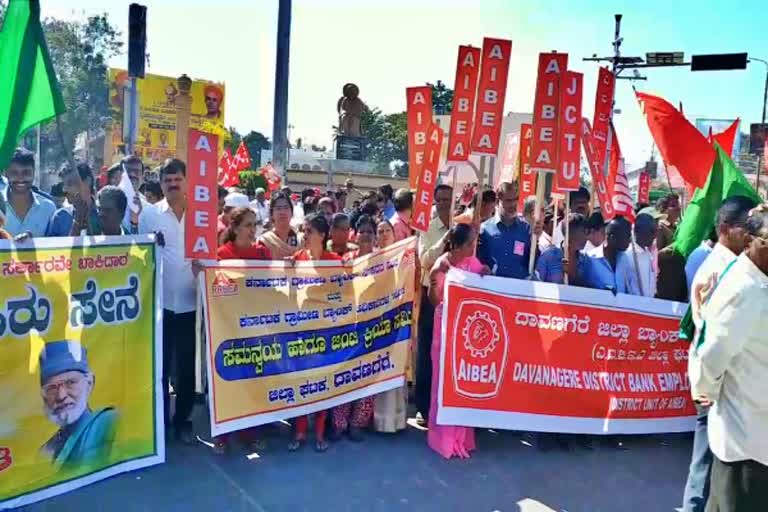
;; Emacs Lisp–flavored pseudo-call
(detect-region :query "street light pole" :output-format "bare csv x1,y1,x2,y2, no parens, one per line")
749,57,768,198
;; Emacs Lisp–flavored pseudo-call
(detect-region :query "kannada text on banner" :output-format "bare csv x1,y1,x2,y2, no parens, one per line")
438,270,695,434
0,236,164,510
202,238,417,437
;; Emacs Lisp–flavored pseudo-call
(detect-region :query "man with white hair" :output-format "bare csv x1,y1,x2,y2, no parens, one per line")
39,340,117,470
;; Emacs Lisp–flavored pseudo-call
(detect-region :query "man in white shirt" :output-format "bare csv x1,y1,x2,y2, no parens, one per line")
139,158,198,444
617,210,658,297
415,183,452,422
691,209,768,511
250,187,270,236
681,195,759,512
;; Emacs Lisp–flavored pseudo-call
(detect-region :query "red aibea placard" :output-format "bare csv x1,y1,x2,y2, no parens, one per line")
447,45,481,163
530,52,569,173
554,71,583,191
437,275,695,433
411,123,444,232
186,129,219,259
516,123,536,213
497,132,521,188
638,171,651,204
470,37,512,156
581,118,614,219
592,66,615,169
406,86,433,188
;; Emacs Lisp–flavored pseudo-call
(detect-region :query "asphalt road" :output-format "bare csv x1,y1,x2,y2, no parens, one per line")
20,409,693,512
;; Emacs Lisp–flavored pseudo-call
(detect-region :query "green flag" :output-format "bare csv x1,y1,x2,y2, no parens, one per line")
0,0,66,171
676,144,760,341
673,144,760,260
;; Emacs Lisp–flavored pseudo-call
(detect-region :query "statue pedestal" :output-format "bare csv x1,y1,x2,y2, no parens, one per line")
335,135,366,161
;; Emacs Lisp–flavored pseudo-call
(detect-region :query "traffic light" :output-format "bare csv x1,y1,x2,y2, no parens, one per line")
691,53,747,71
128,4,147,78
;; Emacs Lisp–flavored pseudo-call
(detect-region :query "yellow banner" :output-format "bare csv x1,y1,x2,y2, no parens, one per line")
0,236,163,509
201,238,417,436
107,68,226,168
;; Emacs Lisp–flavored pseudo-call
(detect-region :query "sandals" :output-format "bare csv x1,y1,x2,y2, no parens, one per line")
315,439,329,452
288,438,305,451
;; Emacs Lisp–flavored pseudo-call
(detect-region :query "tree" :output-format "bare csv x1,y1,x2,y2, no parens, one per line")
224,127,271,168
429,80,454,115
41,14,122,170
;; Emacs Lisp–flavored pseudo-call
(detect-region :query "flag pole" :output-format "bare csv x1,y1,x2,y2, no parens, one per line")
55,117,77,173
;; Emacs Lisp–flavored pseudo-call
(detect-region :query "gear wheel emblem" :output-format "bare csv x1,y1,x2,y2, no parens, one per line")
461,311,499,359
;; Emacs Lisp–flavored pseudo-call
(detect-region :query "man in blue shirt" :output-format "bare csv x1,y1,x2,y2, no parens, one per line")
584,216,632,293
46,162,100,236
478,181,532,279
536,213,590,285
2,148,56,238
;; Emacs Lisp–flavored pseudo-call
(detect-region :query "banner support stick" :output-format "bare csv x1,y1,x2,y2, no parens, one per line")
528,172,547,276
563,193,570,285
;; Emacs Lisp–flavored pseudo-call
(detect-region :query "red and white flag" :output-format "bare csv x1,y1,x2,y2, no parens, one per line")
232,141,252,171
260,163,282,196
218,148,239,187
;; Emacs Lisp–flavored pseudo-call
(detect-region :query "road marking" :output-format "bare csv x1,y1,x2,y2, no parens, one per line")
205,457,268,512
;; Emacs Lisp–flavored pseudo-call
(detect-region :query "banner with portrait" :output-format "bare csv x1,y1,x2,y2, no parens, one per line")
438,270,696,434
107,68,226,168
201,238,416,437
0,236,163,510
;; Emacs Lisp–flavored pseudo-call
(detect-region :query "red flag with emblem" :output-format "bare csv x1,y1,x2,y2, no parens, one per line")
260,163,282,197
233,141,252,171
218,148,240,187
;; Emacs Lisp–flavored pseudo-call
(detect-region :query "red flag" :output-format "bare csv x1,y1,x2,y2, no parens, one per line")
233,141,252,171
635,91,716,190
608,133,634,221
447,45,481,162
712,118,740,158
218,148,240,187
260,163,282,197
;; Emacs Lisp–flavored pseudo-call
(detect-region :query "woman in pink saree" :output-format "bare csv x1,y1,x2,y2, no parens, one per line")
427,223,489,459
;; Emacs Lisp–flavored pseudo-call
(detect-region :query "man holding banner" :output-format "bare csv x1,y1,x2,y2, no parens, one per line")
477,181,532,279
140,158,198,443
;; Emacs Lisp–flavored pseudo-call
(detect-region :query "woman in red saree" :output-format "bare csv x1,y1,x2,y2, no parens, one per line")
289,213,342,452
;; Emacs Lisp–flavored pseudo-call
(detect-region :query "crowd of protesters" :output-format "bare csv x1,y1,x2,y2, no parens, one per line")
2,146,766,511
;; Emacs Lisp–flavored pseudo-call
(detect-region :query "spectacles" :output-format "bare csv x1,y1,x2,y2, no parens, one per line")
43,375,85,397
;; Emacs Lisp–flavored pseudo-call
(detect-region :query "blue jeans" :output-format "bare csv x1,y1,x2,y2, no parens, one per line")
682,404,712,512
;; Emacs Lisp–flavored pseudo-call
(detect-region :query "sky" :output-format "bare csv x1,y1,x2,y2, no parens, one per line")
41,0,768,171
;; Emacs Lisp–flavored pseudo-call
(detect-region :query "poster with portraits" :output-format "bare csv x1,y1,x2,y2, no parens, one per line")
107,68,226,168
